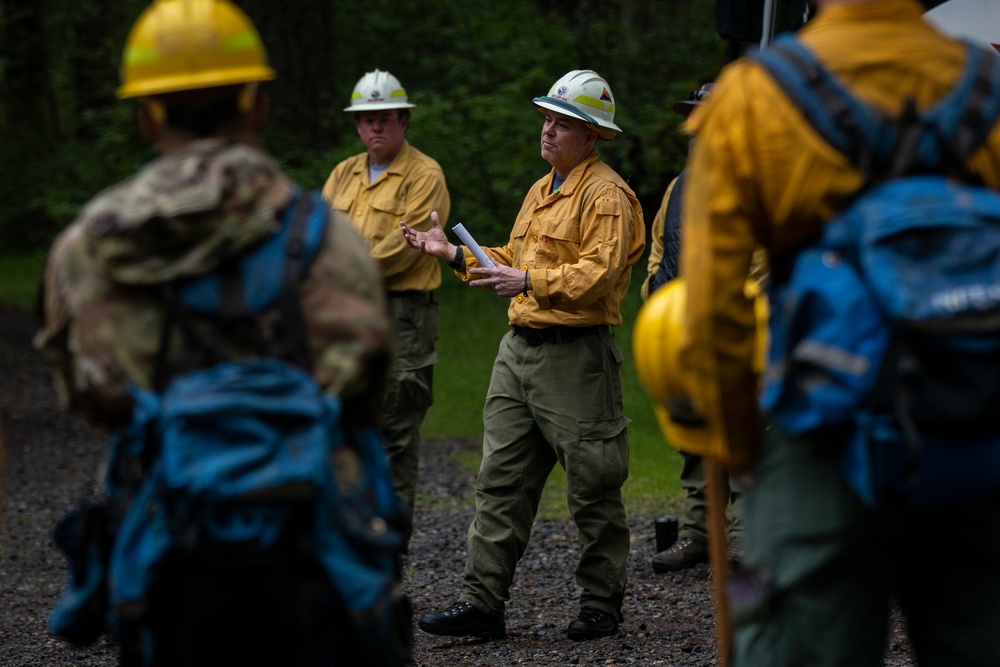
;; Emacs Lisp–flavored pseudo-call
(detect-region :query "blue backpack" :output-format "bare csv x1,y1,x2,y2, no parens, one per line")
755,38,1000,506
49,189,409,665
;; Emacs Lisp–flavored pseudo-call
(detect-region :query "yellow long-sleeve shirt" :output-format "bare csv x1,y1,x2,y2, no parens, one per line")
322,140,451,292
680,0,1000,469
456,149,645,328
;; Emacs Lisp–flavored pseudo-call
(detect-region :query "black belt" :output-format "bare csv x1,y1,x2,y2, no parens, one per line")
387,290,434,301
511,325,605,346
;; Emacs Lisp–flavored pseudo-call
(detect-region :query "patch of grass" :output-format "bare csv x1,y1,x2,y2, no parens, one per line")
0,251,47,310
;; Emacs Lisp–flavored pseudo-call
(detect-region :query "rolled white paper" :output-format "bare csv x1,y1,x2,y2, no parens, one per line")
452,222,496,268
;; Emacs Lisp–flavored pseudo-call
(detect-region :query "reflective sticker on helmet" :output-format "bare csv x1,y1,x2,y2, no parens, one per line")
224,31,264,53
574,94,615,113
124,45,160,66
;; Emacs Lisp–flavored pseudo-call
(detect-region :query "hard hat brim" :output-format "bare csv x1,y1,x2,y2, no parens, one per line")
532,97,622,134
672,100,700,117
118,65,275,100
344,102,416,112
654,404,713,455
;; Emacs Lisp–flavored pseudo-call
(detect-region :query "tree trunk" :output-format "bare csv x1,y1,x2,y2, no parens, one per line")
241,0,339,149
0,0,61,146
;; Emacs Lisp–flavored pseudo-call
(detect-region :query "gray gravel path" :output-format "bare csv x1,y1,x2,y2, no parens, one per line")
0,304,915,666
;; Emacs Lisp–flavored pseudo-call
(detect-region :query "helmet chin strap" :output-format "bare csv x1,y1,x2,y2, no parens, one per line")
143,97,168,126
237,83,259,114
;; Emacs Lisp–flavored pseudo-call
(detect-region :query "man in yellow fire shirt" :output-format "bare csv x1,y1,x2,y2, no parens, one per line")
402,69,644,642
680,1,1000,664
323,70,451,541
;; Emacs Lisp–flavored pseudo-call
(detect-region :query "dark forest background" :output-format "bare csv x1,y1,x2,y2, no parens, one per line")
0,0,852,253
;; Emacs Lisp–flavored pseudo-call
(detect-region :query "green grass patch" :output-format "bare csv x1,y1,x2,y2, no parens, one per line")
0,251,47,310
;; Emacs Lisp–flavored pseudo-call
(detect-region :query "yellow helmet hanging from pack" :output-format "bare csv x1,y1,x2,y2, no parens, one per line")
632,277,769,456
117,0,275,101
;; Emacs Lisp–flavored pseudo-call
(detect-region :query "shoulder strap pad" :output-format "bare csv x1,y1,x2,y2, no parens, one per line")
753,36,1000,177
152,188,331,387
178,188,330,317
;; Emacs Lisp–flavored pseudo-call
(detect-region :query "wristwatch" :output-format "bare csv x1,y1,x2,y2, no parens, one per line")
447,245,465,270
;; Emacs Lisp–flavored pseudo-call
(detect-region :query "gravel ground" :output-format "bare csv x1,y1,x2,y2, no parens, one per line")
0,304,916,666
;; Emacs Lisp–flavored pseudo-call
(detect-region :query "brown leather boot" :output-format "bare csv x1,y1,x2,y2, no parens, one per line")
650,536,709,573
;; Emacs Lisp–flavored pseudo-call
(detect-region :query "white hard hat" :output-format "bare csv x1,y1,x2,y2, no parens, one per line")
533,69,622,140
344,69,416,112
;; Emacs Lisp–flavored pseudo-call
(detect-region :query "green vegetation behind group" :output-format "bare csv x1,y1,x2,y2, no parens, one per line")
1,0,726,254
6,0,817,521
0,252,48,311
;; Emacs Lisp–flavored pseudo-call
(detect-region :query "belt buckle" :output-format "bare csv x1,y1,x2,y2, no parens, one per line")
522,328,544,346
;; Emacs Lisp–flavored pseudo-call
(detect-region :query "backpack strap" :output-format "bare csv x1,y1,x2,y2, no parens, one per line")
754,36,1000,181
275,190,321,372
754,38,884,176
175,188,328,315
918,44,1000,170
152,188,331,389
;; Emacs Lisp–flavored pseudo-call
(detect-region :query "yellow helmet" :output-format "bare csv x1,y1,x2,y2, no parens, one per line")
117,0,276,101
632,277,769,456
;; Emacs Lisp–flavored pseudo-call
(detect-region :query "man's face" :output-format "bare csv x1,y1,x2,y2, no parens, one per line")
539,111,596,177
355,110,408,165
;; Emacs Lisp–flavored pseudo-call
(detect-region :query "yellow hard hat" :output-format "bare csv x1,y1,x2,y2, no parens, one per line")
632,277,769,455
633,279,689,413
118,0,276,101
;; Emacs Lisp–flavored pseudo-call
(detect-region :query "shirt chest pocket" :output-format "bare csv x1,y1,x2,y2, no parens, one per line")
330,192,356,215
371,192,404,218
535,215,581,263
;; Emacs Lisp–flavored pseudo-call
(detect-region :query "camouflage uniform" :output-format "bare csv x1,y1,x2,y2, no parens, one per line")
35,139,391,430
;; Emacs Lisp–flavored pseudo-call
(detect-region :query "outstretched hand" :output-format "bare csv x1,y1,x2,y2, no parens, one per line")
400,211,455,261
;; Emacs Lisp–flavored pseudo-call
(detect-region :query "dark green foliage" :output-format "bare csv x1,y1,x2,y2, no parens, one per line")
1,0,726,252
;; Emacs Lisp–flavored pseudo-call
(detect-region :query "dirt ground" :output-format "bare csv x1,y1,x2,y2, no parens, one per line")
0,303,916,666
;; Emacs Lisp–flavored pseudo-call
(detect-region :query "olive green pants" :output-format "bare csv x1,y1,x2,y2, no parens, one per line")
379,293,439,535
677,451,743,543
461,328,630,620
734,424,1000,667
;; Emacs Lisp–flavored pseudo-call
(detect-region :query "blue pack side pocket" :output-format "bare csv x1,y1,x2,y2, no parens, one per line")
763,245,891,434
48,502,114,645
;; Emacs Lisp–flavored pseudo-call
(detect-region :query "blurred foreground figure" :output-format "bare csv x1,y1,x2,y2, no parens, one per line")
35,1,409,665
678,0,1000,665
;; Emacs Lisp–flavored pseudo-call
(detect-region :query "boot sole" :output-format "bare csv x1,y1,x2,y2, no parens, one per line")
651,554,709,573
418,618,506,639
567,624,618,641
